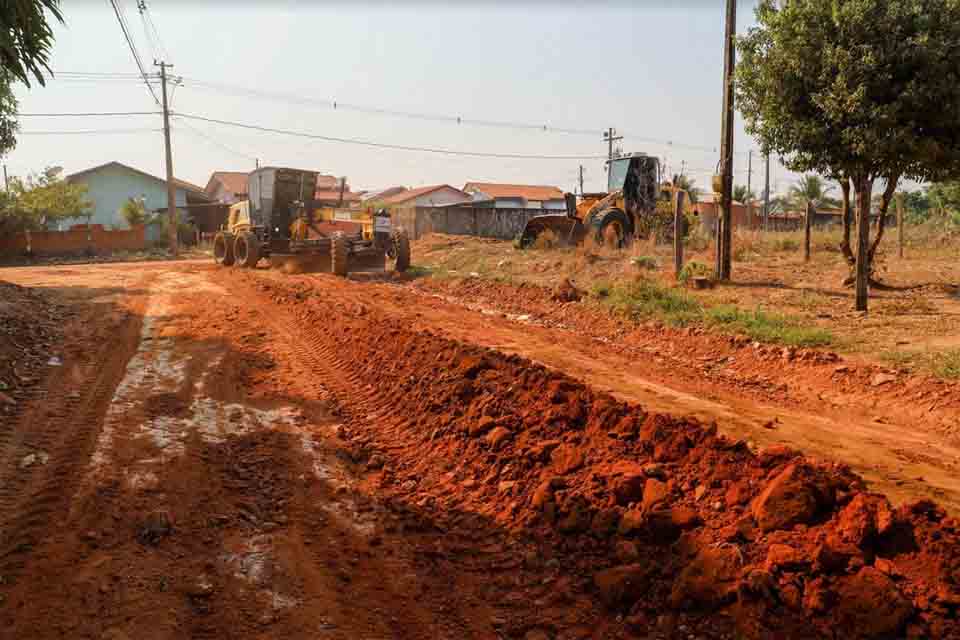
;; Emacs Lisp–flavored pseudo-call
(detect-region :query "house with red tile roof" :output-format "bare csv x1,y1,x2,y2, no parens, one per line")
205,171,249,204
462,182,566,210
380,185,470,208
314,175,362,207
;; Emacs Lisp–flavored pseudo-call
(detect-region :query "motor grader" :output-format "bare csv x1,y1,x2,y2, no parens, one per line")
212,167,410,275
518,153,697,248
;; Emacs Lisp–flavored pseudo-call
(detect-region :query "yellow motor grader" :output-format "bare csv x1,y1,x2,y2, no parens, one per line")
518,153,697,248
213,167,410,275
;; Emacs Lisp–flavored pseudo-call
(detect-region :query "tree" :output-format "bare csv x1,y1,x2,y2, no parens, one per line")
0,0,64,87
673,175,700,204
0,71,18,157
120,197,149,227
0,166,92,231
733,184,755,203
788,175,839,210
737,0,960,311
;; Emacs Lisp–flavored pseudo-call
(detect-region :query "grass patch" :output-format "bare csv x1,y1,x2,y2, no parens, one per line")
879,350,918,369
632,255,658,270
704,305,833,347
600,279,702,327
933,349,960,379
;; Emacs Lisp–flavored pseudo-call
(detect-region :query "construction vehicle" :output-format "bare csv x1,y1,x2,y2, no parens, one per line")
518,153,697,248
212,167,410,275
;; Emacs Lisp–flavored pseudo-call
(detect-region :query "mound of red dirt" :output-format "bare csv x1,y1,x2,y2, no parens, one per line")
0,280,64,414
264,277,960,638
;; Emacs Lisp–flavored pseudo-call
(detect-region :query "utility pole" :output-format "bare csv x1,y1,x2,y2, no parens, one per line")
717,0,737,281
3,164,7,192
680,160,686,178
747,150,753,227
763,151,771,231
604,127,623,162
578,165,585,196
156,60,178,257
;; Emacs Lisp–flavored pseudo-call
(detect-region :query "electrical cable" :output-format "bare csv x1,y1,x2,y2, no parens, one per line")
173,112,609,160
107,0,161,105
171,117,258,162
18,111,161,116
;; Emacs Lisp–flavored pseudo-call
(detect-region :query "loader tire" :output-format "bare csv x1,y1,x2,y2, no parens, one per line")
331,233,348,277
591,208,631,249
213,232,234,266
234,231,261,268
391,229,411,272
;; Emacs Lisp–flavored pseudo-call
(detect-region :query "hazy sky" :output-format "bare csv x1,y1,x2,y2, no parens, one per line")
8,1,795,195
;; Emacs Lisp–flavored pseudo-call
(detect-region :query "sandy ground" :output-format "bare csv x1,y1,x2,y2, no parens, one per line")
0,259,958,639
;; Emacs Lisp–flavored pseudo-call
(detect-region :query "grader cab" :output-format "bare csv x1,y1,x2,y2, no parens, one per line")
212,167,410,275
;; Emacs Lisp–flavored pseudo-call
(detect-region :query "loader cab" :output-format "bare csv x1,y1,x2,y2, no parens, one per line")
607,154,659,214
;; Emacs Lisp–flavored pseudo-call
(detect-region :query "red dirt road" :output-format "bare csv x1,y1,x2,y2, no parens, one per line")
0,261,958,639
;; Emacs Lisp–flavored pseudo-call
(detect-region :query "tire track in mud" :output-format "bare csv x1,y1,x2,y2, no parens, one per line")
0,283,147,575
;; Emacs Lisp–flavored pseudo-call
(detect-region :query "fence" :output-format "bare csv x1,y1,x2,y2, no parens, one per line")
394,206,549,241
0,224,147,258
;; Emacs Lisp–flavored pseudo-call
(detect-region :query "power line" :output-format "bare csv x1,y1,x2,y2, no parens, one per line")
172,117,258,162
107,0,161,105
173,112,609,160
137,0,169,62
18,111,161,116
19,128,161,135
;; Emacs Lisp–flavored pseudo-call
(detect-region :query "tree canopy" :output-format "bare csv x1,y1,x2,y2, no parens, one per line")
0,0,64,87
736,0,960,310
0,166,92,232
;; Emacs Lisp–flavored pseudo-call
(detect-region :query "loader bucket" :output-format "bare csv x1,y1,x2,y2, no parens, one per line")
518,214,587,249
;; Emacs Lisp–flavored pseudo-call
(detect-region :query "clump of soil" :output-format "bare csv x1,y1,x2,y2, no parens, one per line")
263,276,960,639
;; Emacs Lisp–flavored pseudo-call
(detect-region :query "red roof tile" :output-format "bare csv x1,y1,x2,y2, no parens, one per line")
463,182,564,202
380,185,467,205
206,171,248,197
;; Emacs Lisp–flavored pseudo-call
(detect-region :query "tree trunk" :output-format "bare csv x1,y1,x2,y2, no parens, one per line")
867,175,900,266
854,176,874,312
804,200,812,261
840,177,855,267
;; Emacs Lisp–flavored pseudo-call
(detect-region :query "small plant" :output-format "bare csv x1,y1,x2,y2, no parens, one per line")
933,349,960,379
704,305,833,347
591,280,613,298
602,278,702,326
631,255,658,270
773,237,800,252
678,260,711,284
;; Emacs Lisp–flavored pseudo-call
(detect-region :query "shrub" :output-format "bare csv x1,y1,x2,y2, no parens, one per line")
678,260,711,284
631,255,658,270
704,305,833,347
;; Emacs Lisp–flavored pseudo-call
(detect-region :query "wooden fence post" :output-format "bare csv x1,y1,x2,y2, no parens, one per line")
674,189,686,279
896,192,904,259
804,200,813,262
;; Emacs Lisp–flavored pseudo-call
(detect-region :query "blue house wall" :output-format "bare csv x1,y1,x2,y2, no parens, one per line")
65,163,189,230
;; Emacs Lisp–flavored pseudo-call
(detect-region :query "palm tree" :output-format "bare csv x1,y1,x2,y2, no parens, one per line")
673,174,700,204
733,184,756,203
788,174,839,209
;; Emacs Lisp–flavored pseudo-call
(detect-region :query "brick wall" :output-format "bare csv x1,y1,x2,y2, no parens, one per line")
0,225,147,257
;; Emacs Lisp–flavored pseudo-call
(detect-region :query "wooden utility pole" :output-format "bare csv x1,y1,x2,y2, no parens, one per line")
156,60,178,257
604,127,623,162
763,151,771,231
578,165,585,196
717,0,737,281
804,200,813,262
674,189,686,280
747,150,753,227
896,192,904,258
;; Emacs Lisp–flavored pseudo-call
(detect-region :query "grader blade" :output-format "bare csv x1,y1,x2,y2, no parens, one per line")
269,252,332,274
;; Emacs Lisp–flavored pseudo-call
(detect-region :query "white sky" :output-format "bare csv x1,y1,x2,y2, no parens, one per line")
7,1,799,196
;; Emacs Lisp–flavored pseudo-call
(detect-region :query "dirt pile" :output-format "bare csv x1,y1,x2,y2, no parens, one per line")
255,275,960,639
0,280,65,412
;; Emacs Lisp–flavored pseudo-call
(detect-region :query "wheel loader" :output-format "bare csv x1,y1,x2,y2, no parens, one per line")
212,167,410,275
518,153,697,249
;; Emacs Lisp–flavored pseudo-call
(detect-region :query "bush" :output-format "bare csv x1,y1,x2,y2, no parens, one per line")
678,260,711,284
773,237,800,252
602,278,702,326
933,349,960,379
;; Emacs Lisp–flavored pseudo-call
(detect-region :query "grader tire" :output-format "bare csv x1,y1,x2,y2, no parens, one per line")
331,233,348,277
392,229,411,272
213,232,234,266
234,231,261,268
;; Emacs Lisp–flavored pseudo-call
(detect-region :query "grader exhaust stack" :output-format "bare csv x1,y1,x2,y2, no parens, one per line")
212,167,410,276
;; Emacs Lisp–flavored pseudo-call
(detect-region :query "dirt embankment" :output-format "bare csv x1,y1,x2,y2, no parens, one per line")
250,273,960,640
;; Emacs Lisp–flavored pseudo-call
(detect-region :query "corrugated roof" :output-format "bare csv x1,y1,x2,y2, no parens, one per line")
380,184,466,205
463,182,564,202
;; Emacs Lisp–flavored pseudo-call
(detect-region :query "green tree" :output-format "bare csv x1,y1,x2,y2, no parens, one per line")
733,185,755,203
737,0,960,311
788,175,839,210
0,0,64,87
120,197,149,227
1,166,92,230
0,71,18,157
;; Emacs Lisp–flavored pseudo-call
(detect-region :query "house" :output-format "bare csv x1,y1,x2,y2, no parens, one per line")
696,192,759,233
462,182,566,210
205,171,249,204
361,186,407,204
380,184,471,208
314,175,362,207
65,161,214,232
